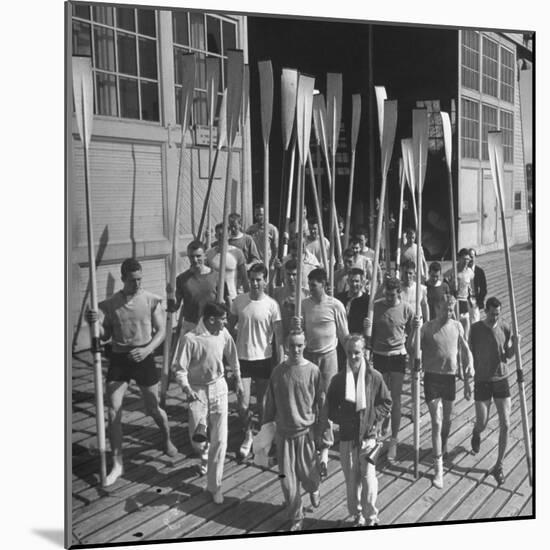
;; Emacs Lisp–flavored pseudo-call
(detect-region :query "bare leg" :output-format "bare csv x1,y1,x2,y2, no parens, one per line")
427,398,443,457
106,380,128,485
494,397,511,467
441,400,454,455
389,371,405,439
474,400,491,434
141,383,177,456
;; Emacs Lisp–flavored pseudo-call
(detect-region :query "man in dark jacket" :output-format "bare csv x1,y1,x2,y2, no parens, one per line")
469,248,487,324
326,334,392,527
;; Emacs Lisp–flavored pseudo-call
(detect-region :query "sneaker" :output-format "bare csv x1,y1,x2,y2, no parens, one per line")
491,464,505,486
352,513,366,527
212,489,224,504
239,431,253,459
387,438,397,462
290,519,303,532
471,430,481,454
163,440,178,458
319,461,328,478
310,490,320,508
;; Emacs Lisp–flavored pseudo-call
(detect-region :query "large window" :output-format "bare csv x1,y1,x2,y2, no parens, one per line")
172,11,237,126
500,110,514,163
481,104,498,160
482,37,499,97
462,30,480,91
72,4,159,121
500,47,515,103
461,98,480,159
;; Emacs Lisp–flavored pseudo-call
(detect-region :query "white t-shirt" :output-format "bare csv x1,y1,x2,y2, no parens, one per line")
231,293,282,360
206,245,245,300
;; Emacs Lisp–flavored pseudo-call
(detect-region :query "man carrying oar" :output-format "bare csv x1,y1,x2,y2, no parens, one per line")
246,203,280,268
86,258,177,486
469,297,519,485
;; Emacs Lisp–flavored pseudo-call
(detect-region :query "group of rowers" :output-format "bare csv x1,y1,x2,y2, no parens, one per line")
85,203,518,531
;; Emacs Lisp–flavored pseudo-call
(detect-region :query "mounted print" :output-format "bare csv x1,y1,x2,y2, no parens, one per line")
66,0,534,547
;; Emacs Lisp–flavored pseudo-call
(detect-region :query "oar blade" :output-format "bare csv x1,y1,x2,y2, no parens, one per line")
327,73,343,154
281,68,299,151
258,60,274,146
296,74,316,166
72,56,94,148
487,131,505,204
241,64,250,127
179,53,196,132
350,93,362,152
374,85,387,148
441,111,452,172
312,94,329,163
412,108,429,192
401,138,415,193
226,50,244,146
381,100,398,178
206,57,221,124
216,89,228,149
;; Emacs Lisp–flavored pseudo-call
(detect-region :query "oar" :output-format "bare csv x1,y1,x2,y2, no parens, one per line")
205,57,221,248
401,138,418,231
365,98,398,348
196,91,228,241
395,158,406,273
375,86,392,276
412,108,429,479
240,64,250,227
160,53,195,408
295,73,316,317
281,68,299,259
344,94,361,250
258,60,274,267
72,56,107,486
327,73,343,292
488,131,532,486
217,50,244,303
307,150,329,272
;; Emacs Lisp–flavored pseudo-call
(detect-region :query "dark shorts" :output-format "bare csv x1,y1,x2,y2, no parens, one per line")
458,300,469,315
373,353,408,374
424,372,456,402
474,378,511,401
107,351,159,387
239,358,273,380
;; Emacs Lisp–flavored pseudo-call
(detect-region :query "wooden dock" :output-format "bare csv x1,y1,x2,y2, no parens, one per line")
70,244,533,546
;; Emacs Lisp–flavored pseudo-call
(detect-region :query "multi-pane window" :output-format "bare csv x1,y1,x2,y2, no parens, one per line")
500,110,514,163
482,37,499,97
481,104,498,160
72,4,159,121
172,11,237,126
500,47,515,103
461,30,480,91
461,99,480,159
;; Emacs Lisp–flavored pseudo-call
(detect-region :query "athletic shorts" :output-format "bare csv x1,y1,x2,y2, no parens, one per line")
107,351,159,387
373,353,407,374
239,358,273,380
458,300,469,315
423,372,456,402
474,378,511,401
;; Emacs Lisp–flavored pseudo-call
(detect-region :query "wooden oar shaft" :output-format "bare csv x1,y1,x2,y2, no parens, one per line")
396,167,405,274
329,100,337,294
197,148,221,240
217,147,234,303
282,141,297,258
295,163,306,318
384,188,392,275
447,169,459,318
263,142,270,265
344,149,356,250
307,152,329,272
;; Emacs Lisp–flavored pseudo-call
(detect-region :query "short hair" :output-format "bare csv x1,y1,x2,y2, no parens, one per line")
405,228,416,237
287,329,306,343
203,301,228,319
346,333,366,349
308,216,319,227
485,297,502,310
401,259,416,271
284,258,298,272
347,267,365,279
121,258,142,278
429,261,442,273
469,248,477,257
187,240,205,254
343,248,355,259
228,212,242,223
355,225,368,237
458,248,471,258
384,277,401,292
215,222,224,232
254,203,264,211
248,262,268,279
350,237,362,247
308,268,327,284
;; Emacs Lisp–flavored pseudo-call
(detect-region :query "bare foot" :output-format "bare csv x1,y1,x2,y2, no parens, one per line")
164,440,178,458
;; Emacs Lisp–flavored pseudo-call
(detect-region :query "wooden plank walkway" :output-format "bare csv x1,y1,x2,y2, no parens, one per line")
69,244,534,547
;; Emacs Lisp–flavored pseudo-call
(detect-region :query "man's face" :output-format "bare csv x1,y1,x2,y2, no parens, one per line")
122,270,142,295
228,217,241,236
468,249,476,268
344,256,354,271
403,268,415,286
458,253,471,270
308,278,325,298
288,333,305,362
351,242,361,256
254,207,265,225
428,268,441,285
215,227,224,243
285,268,298,289
346,339,364,368
384,287,400,306
188,247,205,269
207,313,227,334
348,273,364,295
356,234,367,248
437,299,455,321
249,271,267,294
406,231,416,244
310,223,319,240
485,305,501,325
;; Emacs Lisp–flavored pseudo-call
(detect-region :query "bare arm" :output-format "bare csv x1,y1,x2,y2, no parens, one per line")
273,320,285,364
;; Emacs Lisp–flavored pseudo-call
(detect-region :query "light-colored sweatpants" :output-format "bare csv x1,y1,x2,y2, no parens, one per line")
275,430,321,521
187,377,228,494
339,440,379,522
